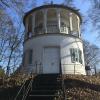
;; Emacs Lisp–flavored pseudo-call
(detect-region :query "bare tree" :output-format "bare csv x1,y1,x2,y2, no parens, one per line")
83,40,100,74
43,0,53,5
63,0,74,6
0,1,37,75
6,33,23,75
0,10,12,63
0,10,23,75
87,0,100,37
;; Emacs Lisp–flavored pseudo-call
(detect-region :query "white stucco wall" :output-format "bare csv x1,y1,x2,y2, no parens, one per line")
23,34,86,75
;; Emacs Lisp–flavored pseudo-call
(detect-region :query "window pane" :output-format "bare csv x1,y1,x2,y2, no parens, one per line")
79,50,82,64
70,48,75,62
28,50,33,64
70,48,82,64
28,15,32,33
75,49,78,62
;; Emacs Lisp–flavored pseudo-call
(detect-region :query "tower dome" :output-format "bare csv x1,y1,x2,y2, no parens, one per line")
22,4,86,75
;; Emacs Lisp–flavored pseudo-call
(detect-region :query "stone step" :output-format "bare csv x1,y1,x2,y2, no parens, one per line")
34,79,59,81
30,90,58,95
26,95,55,100
29,94,58,97
33,82,61,87
32,86,61,90
26,74,62,100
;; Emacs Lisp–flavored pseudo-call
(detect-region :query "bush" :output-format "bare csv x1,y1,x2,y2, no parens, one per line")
0,68,5,78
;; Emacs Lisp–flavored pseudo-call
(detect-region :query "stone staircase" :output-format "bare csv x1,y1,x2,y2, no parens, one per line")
26,74,62,100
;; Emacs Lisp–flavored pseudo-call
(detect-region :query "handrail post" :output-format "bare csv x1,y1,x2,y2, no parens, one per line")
35,62,37,74
22,85,25,98
30,73,33,91
74,63,75,75
14,71,34,100
60,62,66,100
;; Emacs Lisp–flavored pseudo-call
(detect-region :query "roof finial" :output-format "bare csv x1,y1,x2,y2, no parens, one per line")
51,1,53,4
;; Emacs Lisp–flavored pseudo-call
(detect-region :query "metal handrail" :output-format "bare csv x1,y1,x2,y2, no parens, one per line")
34,62,43,74
14,79,27,100
22,77,33,100
60,62,66,100
14,70,35,100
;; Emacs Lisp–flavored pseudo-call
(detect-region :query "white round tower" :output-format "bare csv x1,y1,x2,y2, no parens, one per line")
23,4,86,75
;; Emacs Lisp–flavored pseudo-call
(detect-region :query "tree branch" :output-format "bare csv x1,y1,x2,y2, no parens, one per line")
0,0,10,7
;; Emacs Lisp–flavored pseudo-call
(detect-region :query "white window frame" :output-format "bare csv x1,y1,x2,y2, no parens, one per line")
70,48,82,64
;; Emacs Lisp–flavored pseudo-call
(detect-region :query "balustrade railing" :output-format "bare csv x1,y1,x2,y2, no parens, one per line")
34,26,44,34
60,27,69,34
47,24,58,33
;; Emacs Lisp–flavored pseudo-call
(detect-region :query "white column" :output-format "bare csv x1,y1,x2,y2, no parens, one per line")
43,9,47,33
69,13,73,32
77,16,81,37
57,9,61,33
32,13,35,35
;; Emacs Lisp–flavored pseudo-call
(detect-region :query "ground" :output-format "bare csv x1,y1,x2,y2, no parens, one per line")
0,74,100,100
64,75,100,100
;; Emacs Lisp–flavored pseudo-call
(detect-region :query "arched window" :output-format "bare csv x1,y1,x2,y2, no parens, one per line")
70,48,82,64
28,50,33,65
23,49,33,66
72,13,79,37
28,15,32,37
35,11,43,34
47,8,58,33
60,9,70,34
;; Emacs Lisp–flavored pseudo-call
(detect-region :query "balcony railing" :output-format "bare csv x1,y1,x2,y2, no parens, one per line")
33,23,79,37
34,26,44,34
60,26,68,34
47,24,58,33
34,22,70,34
